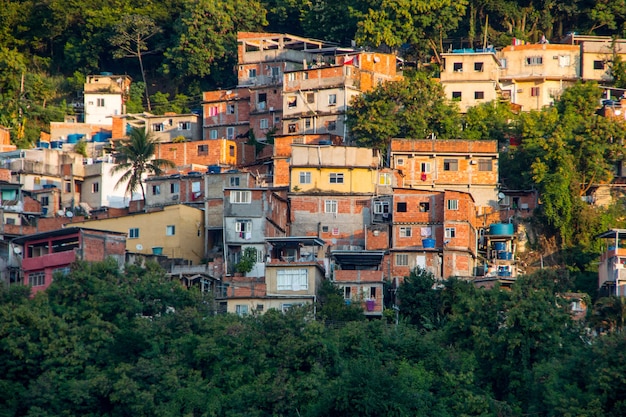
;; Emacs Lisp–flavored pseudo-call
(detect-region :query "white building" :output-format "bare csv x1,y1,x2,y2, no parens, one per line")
83,74,132,125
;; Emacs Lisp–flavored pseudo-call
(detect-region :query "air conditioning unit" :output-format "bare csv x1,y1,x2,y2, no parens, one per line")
172,194,179,201
470,160,477,165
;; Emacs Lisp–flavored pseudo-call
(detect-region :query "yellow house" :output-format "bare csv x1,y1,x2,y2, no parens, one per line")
498,44,580,111
289,144,379,193
440,49,502,112
563,34,626,83
71,204,205,264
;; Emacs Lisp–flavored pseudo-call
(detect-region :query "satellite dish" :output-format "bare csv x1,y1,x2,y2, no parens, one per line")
498,192,506,200
65,211,74,218
56,210,65,217
13,246,22,255
136,244,143,251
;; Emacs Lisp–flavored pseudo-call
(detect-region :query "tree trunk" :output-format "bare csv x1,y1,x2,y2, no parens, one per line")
137,44,151,112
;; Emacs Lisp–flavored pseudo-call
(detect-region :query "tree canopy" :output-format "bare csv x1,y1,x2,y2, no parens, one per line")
1,260,625,416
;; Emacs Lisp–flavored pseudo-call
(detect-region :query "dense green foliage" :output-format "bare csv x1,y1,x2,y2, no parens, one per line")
1,261,625,416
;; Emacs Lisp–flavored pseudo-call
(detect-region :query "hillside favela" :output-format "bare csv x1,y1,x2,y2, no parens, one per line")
2,1,626,416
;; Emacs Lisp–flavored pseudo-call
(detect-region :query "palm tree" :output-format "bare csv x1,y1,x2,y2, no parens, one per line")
111,128,175,202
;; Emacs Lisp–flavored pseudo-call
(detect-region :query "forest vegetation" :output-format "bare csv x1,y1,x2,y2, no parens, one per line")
1,260,626,417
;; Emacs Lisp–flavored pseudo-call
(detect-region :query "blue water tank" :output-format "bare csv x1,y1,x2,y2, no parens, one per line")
93,132,112,143
50,141,62,149
489,223,514,235
67,134,80,144
493,242,507,251
497,251,513,260
208,165,221,174
38,141,50,149
423,238,436,248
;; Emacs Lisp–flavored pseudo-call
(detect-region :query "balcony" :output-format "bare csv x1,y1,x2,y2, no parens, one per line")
22,250,77,271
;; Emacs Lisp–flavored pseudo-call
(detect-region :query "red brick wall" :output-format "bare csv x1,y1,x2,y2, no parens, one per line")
155,139,236,167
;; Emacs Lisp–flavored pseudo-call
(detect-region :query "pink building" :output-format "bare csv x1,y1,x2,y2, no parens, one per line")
12,227,126,295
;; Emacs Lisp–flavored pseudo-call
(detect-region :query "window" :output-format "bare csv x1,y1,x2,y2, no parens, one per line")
327,120,337,131
325,200,338,213
478,159,493,171
445,227,456,238
170,183,179,193
396,254,409,266
397,202,407,212
192,182,201,193
305,118,311,129
129,228,140,239
344,286,351,299
474,91,485,99
235,219,251,233
420,162,431,173
306,93,315,104
226,127,235,140
248,68,257,78
208,106,218,117
400,226,412,237
152,185,161,195
419,202,430,212
258,93,267,110
230,190,251,204
65,182,71,192
5,218,15,225
500,58,507,68
198,144,208,155
271,67,280,77
287,96,297,108
558,55,571,67
299,172,311,184
210,129,218,139
29,271,45,287
379,173,392,185
178,121,191,130
452,91,462,101
92,182,99,193
152,123,164,132
447,199,459,210
525,56,543,65
374,201,390,214
443,159,458,171
329,173,344,184
594,60,604,70
474,62,484,72
236,304,249,316
97,98,105,107
321,226,329,232
303,72,309,80
328,94,337,105
53,267,70,277
369,287,377,299
287,73,296,81
530,87,540,97
277,269,308,291
260,118,268,129
453,62,463,72
397,158,405,166
229,145,235,157
230,177,240,187
41,196,49,206
166,225,176,236
227,104,235,114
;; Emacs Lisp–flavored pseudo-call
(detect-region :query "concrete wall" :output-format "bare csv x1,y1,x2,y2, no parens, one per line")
71,204,204,264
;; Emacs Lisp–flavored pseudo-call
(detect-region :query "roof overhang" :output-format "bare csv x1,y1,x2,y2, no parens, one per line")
266,237,325,248
596,229,626,240
331,250,386,266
